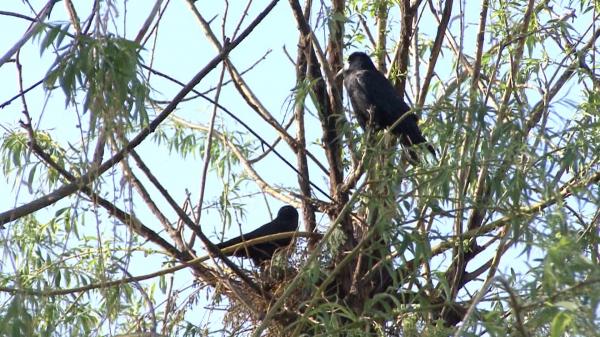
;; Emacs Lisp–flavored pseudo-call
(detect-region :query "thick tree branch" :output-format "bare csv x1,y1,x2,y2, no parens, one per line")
293,0,318,246
394,0,419,95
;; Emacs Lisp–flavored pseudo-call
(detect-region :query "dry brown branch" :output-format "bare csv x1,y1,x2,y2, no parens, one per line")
427,0,497,110
141,60,330,177
470,0,490,96
195,64,226,227
247,118,291,164
358,13,376,50
119,157,187,252
288,0,348,227
292,1,318,243
394,0,420,95
63,0,81,35
134,0,164,44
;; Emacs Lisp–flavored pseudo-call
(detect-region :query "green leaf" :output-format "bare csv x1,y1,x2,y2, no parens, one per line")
27,163,37,188
40,25,61,55
550,311,571,337
554,301,578,311
53,271,61,287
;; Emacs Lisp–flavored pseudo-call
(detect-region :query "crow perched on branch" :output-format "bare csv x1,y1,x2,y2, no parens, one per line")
342,52,436,161
215,205,299,265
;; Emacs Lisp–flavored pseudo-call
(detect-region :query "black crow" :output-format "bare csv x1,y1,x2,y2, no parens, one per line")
215,205,299,265
342,51,436,160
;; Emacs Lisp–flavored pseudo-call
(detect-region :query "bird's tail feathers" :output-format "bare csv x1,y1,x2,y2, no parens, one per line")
401,135,437,163
426,144,438,160
215,237,244,254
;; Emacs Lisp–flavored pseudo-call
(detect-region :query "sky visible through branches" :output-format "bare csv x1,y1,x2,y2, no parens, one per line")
0,0,598,335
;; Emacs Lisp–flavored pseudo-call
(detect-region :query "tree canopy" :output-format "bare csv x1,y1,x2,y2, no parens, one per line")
1,1,599,336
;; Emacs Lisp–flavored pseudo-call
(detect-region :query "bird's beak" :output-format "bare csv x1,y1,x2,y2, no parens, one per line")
335,67,345,79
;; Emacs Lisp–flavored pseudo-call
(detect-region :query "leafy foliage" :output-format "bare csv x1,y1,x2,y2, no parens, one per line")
0,1,599,337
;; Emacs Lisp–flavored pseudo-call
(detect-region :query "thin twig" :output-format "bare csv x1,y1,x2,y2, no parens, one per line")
171,117,303,208
134,0,163,44
418,0,453,106
143,62,331,194
0,231,316,297
195,64,226,226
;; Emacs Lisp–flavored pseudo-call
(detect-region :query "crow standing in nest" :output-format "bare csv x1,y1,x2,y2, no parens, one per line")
214,205,299,266
342,51,436,161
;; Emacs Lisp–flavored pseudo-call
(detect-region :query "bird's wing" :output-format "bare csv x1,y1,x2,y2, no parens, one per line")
215,225,263,250
242,220,279,240
216,211,298,251
361,71,431,142
356,70,411,125
345,66,435,160
344,71,370,128
368,71,409,112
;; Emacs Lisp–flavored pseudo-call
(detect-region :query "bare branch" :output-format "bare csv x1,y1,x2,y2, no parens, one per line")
418,0,453,106
292,2,318,244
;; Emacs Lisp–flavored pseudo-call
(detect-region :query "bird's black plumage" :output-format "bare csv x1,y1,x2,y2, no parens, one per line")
343,52,435,160
215,205,299,265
